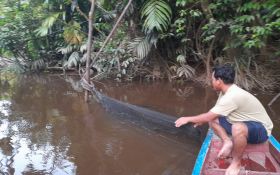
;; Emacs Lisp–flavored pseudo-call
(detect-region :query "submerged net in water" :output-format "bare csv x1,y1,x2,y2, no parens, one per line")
82,79,202,142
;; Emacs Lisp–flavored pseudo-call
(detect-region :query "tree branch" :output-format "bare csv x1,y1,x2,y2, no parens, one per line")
84,0,95,102
90,0,133,66
75,5,89,21
268,93,280,106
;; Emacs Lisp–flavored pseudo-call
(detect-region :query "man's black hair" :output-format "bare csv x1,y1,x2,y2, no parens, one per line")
212,65,235,84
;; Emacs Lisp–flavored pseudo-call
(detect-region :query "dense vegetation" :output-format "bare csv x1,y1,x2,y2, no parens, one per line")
0,0,279,91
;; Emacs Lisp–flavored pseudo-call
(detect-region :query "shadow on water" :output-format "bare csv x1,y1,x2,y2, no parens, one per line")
0,74,279,175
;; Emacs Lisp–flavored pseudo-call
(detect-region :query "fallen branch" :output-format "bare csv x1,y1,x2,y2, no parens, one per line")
268,92,280,106
46,67,76,71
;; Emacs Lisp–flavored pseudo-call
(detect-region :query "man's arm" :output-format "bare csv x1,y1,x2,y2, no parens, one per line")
175,111,219,127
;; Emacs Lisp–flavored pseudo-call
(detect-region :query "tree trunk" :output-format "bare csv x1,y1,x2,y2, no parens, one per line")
205,38,215,84
84,0,95,102
199,1,215,84
200,0,213,19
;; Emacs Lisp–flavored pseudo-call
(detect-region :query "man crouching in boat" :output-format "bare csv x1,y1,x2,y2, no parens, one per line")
175,65,273,175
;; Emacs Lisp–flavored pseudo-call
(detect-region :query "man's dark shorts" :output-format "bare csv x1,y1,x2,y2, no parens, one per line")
218,116,268,144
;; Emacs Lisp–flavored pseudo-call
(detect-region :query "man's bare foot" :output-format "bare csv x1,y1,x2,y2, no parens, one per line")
225,160,241,175
218,139,233,158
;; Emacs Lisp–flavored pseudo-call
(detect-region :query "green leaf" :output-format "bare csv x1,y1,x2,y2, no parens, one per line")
176,54,186,64
176,64,195,79
63,21,84,44
176,0,193,7
35,12,61,36
141,0,172,33
189,10,202,18
64,51,80,68
237,2,260,13
128,37,152,59
236,15,255,23
230,25,244,34
203,35,215,42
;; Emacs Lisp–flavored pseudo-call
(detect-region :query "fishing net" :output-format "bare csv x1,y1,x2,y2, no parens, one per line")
81,79,202,142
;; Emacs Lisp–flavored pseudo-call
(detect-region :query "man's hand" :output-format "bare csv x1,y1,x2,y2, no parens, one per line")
193,122,203,128
175,111,218,128
175,117,190,127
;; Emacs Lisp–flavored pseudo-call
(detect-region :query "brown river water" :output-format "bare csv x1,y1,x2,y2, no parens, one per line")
0,74,279,175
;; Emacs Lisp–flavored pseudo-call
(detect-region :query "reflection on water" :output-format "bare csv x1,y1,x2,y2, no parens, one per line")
0,100,11,117
0,74,279,175
0,75,77,174
0,101,76,174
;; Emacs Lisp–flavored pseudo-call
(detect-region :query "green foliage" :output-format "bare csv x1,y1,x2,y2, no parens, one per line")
58,43,87,69
0,1,40,60
141,0,172,33
0,0,279,84
203,0,280,50
63,21,84,45
174,9,187,37
176,0,193,7
35,13,62,36
176,64,195,79
63,51,80,69
0,0,89,71
189,9,202,18
57,45,75,55
0,0,68,67
128,37,152,59
232,1,280,49
176,54,186,64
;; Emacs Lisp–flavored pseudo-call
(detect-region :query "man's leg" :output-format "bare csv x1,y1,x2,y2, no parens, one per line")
225,122,248,175
209,119,233,158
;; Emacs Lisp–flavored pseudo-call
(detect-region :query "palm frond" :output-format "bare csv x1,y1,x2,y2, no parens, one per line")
35,13,61,36
57,45,75,55
176,54,186,64
177,64,195,79
128,37,152,59
80,43,87,53
63,21,84,45
80,53,87,64
96,2,115,21
141,0,172,33
63,51,80,68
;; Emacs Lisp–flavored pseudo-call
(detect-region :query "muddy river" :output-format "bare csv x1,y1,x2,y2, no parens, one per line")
0,74,279,174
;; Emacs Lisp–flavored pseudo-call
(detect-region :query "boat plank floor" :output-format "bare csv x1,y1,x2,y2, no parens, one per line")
202,134,280,175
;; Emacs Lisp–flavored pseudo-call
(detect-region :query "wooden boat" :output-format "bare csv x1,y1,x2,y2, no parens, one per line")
192,129,280,175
